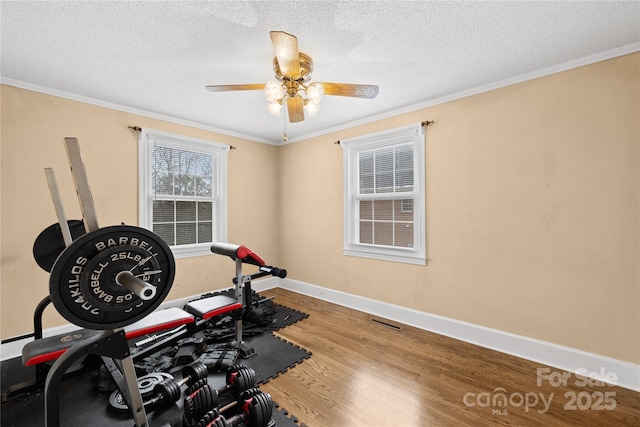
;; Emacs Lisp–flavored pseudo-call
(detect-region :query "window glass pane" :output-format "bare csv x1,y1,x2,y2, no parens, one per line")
359,174,374,194
155,171,174,195
195,153,211,174
359,152,374,194
359,152,374,173
359,200,372,220
196,175,213,197
176,222,196,245
395,170,413,192
198,222,212,243
153,146,174,195
372,200,393,221
196,153,214,196
184,150,197,174
375,148,393,193
397,199,414,220
375,172,393,193
174,172,195,196
176,201,196,222
198,202,213,221
395,146,413,191
359,221,373,244
395,146,413,170
375,148,394,172
395,223,414,248
153,200,174,222
153,223,175,246
373,222,393,246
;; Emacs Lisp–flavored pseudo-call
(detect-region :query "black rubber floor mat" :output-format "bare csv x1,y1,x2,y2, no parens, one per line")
241,333,312,385
273,401,308,427
1,333,310,427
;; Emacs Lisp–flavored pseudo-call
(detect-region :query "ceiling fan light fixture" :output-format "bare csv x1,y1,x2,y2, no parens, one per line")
303,100,320,117
267,100,284,116
264,80,285,103
306,82,324,104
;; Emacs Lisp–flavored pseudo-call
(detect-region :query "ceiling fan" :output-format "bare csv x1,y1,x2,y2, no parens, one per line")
205,31,379,123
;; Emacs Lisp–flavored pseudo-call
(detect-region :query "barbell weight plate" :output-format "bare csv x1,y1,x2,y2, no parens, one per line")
138,372,174,396
32,220,86,272
108,389,130,412
108,372,173,411
49,225,175,329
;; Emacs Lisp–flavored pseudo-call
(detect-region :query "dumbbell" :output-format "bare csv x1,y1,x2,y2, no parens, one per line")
183,365,257,426
146,362,209,409
196,391,273,427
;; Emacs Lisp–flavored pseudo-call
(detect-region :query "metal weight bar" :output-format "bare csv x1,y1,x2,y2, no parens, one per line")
115,271,157,301
44,168,73,247
235,257,244,344
117,354,150,427
64,137,99,233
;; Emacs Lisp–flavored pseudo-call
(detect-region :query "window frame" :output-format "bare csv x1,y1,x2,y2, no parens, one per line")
138,128,229,259
342,123,426,265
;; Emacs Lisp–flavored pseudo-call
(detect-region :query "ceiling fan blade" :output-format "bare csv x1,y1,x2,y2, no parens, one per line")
287,97,304,122
270,31,300,77
319,83,379,99
205,84,265,92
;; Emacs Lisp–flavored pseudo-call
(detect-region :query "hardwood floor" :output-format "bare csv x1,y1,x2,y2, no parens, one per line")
259,288,640,426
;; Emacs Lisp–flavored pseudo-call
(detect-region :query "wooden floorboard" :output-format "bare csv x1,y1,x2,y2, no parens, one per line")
260,288,640,426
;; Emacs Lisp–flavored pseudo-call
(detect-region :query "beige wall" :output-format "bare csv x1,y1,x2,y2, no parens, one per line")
1,53,638,365
279,53,640,364
0,86,280,337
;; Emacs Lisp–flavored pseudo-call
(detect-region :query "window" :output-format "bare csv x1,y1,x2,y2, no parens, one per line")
342,124,425,264
139,128,229,258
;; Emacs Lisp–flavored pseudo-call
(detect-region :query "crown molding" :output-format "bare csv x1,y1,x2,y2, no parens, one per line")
0,77,279,146
282,42,640,144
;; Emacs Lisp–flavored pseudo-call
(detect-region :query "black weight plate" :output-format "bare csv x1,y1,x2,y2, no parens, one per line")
108,372,174,411
33,220,86,272
138,372,173,396
49,225,175,329
108,389,130,412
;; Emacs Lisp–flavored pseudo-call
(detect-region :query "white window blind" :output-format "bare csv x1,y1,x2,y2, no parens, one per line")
139,128,228,258
342,124,425,264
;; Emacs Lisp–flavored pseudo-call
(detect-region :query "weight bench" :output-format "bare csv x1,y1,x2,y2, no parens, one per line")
4,295,241,401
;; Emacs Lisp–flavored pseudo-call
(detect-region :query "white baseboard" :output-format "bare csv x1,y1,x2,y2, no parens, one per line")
278,278,640,392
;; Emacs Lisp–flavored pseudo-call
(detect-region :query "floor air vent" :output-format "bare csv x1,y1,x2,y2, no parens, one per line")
370,318,403,331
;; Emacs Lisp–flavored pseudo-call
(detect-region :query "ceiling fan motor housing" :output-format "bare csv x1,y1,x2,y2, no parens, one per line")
273,52,314,82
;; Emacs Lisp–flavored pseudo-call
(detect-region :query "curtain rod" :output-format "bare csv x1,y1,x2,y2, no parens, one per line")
128,125,236,149
333,120,434,145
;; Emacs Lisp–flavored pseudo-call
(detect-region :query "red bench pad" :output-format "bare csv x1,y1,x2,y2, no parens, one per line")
22,329,99,367
124,307,194,339
22,307,194,367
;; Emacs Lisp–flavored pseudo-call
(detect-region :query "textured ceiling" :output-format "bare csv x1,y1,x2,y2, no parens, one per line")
1,1,639,144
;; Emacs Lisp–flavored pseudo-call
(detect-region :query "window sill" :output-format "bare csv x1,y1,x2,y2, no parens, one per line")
343,247,426,265
170,243,214,259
